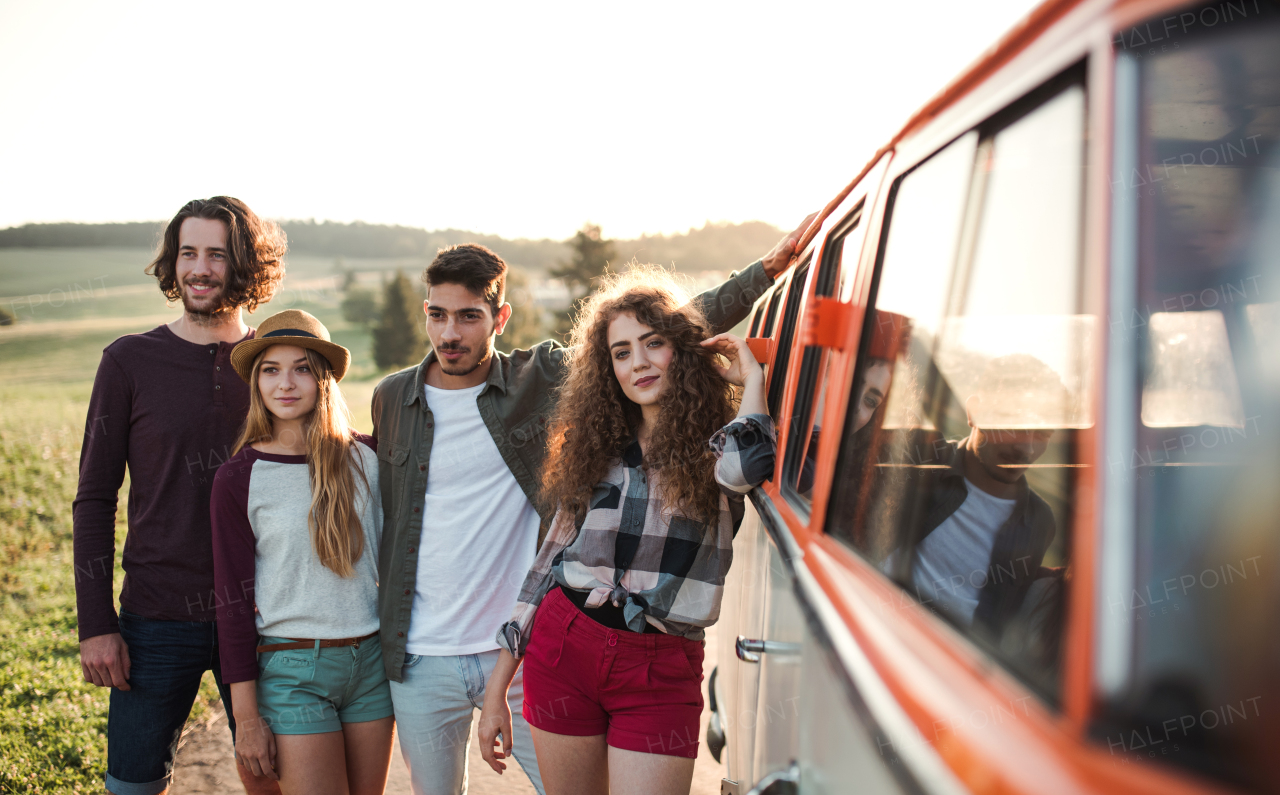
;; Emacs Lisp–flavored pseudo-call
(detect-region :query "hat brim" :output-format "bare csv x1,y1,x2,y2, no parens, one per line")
231,336,352,383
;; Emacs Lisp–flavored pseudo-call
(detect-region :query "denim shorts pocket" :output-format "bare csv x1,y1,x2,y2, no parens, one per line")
401,653,422,669
258,651,279,675
258,650,313,673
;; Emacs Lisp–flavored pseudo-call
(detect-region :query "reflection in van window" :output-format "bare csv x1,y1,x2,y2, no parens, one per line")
828,81,1089,703
1106,5,1280,789
1142,310,1244,428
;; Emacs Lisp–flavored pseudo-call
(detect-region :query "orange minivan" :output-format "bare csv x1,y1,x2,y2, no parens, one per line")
709,1,1280,793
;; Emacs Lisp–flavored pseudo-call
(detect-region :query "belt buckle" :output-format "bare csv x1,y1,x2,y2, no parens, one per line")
352,637,360,649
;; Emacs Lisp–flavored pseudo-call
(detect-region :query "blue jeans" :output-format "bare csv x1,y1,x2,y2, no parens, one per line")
389,649,545,795
105,609,237,795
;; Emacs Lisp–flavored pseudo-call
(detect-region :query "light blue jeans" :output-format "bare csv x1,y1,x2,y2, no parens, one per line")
389,649,545,795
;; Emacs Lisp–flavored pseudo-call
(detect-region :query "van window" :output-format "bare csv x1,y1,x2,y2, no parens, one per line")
761,277,787,338
825,131,977,555
766,256,812,417
783,205,864,513
748,302,763,337
827,78,1089,703
1101,5,1280,788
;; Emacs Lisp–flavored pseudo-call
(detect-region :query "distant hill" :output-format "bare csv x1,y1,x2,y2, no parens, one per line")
0,219,782,274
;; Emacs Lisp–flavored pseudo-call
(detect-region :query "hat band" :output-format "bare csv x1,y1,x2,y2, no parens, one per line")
262,328,319,339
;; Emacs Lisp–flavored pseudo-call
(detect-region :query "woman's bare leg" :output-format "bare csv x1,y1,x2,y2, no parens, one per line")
274,732,348,795
530,725,609,795
341,717,395,795
608,746,695,795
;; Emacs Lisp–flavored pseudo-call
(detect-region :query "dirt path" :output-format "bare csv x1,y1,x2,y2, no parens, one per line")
172,628,727,794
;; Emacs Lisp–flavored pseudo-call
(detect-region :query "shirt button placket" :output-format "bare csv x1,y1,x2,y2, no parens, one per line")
210,347,225,403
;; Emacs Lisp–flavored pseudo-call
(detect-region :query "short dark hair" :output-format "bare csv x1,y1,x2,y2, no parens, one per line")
423,244,507,316
147,196,287,312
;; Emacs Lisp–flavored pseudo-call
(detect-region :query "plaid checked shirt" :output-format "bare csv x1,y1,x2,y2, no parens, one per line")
498,414,775,657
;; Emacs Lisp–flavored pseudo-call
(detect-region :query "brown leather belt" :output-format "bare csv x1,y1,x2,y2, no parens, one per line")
256,631,378,654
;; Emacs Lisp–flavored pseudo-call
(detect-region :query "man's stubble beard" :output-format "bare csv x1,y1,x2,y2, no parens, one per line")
180,283,236,326
436,343,493,377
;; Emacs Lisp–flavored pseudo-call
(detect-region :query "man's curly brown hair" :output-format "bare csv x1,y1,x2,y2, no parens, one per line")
542,267,737,526
147,196,287,312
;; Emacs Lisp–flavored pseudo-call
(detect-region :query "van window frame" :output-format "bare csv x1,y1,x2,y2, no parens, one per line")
760,275,788,339
780,203,864,516
766,255,812,418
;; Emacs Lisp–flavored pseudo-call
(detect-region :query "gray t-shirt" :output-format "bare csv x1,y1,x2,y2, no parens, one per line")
888,478,1016,625
211,435,382,683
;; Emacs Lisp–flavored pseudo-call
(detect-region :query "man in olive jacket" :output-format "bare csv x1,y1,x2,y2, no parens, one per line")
370,217,812,795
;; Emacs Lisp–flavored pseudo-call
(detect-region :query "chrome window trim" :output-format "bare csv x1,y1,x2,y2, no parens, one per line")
1095,50,1138,699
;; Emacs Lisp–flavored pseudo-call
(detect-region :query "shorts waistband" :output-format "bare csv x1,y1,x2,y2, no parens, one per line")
256,631,378,654
543,586,694,649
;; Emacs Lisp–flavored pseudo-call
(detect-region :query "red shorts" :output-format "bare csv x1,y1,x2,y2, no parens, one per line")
521,586,705,759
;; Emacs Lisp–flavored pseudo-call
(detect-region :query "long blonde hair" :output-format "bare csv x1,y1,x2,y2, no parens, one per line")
233,347,369,577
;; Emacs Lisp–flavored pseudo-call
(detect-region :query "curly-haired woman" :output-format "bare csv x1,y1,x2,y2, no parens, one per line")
210,310,392,793
477,269,775,795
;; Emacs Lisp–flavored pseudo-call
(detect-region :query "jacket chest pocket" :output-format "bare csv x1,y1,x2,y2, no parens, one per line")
377,440,410,466
376,439,412,514
509,411,550,451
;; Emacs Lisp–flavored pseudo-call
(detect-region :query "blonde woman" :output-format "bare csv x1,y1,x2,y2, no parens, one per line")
210,310,391,793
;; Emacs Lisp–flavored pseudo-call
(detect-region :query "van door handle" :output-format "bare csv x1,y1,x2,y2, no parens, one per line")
735,636,801,663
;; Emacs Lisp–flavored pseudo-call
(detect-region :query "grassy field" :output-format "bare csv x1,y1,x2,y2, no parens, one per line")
0,244,745,791
0,247,399,408
0,248,397,792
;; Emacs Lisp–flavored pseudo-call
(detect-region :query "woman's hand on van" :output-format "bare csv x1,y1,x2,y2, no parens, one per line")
703,333,762,388
762,211,820,279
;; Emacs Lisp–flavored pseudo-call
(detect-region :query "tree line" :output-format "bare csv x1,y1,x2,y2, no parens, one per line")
0,218,783,372
0,219,780,275
353,223,620,370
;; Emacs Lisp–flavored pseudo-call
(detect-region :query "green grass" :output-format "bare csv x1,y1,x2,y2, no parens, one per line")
0,247,401,792
0,247,414,385
0,248,157,300
0,384,233,793
0,383,117,792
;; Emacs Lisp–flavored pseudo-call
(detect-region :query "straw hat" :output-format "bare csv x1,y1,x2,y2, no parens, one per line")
231,310,351,383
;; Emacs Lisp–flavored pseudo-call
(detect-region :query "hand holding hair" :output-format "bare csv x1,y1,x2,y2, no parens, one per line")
701,333,762,388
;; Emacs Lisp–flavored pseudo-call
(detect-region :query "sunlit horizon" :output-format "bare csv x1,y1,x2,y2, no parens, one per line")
0,0,1045,241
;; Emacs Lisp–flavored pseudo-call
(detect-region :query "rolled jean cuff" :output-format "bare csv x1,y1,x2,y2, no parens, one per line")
105,772,170,795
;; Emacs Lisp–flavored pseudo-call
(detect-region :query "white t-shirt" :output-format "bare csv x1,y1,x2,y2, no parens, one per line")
405,383,540,656
906,479,1016,625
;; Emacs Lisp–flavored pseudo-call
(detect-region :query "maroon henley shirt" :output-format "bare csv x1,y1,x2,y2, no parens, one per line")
73,324,254,641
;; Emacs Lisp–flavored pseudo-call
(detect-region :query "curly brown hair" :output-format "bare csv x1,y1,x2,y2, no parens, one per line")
147,196,287,312
542,267,736,526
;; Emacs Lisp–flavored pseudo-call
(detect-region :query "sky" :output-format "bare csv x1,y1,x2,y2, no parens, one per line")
0,0,1045,240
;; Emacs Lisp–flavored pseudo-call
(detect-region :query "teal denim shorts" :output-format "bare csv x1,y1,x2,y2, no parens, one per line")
256,635,393,735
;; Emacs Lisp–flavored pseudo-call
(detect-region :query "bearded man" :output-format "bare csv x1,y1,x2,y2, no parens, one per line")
73,197,287,795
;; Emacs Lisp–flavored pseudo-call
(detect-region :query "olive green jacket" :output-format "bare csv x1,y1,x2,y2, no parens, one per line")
371,260,772,681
